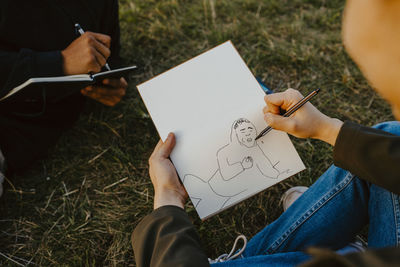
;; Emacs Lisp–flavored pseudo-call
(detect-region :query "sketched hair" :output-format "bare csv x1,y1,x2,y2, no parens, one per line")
233,118,251,130
230,118,257,143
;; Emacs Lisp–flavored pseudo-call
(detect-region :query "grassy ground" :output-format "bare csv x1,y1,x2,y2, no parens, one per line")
0,0,394,266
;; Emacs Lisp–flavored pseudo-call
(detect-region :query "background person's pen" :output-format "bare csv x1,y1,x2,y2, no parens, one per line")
74,23,111,71
255,88,321,140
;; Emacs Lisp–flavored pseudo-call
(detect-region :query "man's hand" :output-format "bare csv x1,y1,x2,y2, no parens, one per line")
61,32,111,75
81,77,127,106
149,133,188,210
263,88,343,146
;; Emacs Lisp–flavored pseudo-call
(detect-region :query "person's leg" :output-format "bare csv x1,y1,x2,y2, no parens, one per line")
366,121,400,248
212,251,311,267
243,121,400,257
243,166,369,257
368,184,400,248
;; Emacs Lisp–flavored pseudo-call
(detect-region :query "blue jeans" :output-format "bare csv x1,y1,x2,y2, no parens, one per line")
213,121,400,267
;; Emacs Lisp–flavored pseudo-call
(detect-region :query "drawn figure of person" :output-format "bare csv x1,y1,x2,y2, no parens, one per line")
183,118,290,213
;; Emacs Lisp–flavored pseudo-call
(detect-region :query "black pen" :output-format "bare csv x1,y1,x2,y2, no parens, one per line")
74,23,111,71
255,88,321,140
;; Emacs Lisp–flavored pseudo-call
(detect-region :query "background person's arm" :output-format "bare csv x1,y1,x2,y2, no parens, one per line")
0,32,113,98
0,49,64,98
79,0,127,107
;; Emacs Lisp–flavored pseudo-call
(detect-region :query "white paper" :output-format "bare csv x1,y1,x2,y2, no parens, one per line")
137,41,305,219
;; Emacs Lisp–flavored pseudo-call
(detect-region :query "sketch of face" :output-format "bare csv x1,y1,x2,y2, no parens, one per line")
236,122,257,148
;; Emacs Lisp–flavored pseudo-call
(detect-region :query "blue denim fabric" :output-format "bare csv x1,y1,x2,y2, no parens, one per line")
213,121,400,267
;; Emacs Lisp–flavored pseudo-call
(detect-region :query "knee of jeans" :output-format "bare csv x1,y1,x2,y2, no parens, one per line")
372,121,400,135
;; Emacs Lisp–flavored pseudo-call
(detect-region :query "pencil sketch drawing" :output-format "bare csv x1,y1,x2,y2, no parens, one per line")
183,118,291,213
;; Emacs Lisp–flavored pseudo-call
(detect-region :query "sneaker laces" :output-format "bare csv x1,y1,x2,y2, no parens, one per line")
208,235,247,263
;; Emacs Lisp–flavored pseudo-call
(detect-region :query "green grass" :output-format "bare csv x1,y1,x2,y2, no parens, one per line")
0,0,394,266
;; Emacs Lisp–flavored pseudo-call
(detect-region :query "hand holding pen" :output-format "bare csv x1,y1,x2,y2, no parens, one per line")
261,88,343,146
61,24,112,75
75,24,111,71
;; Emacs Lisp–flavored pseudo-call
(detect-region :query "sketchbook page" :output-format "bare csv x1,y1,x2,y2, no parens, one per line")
137,41,305,220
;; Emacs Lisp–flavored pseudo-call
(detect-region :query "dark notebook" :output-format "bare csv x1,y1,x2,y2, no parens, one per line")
0,65,137,102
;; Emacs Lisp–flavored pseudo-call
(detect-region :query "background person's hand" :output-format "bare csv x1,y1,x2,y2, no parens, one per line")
263,88,343,146
81,77,127,106
61,32,111,75
149,133,188,210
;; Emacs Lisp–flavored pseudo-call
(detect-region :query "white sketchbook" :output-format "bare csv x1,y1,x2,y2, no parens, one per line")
137,41,305,220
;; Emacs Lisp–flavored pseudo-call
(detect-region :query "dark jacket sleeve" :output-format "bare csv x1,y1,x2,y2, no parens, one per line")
0,48,64,98
132,206,209,267
333,121,400,194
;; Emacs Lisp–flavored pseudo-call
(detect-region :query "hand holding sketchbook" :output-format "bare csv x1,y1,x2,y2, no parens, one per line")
137,41,305,220
0,65,137,102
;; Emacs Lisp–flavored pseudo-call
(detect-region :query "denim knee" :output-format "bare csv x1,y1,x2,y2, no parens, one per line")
372,121,400,135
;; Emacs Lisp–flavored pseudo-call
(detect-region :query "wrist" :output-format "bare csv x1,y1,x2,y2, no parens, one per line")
60,50,71,75
154,188,185,210
316,117,343,146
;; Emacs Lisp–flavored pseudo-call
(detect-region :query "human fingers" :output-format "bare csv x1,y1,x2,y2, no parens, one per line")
264,113,299,135
263,96,281,115
264,89,304,112
91,48,107,70
91,37,111,62
88,32,111,48
81,86,125,106
263,101,341,143
150,133,176,160
157,133,176,159
82,86,126,97
102,78,128,89
149,140,164,168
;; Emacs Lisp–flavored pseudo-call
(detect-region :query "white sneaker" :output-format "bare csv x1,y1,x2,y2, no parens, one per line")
280,186,309,211
208,235,247,263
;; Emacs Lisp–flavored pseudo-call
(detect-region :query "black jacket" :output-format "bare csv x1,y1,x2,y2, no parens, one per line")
0,0,122,170
132,121,400,267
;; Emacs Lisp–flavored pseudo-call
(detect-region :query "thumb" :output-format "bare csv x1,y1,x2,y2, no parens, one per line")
264,113,296,133
158,133,176,158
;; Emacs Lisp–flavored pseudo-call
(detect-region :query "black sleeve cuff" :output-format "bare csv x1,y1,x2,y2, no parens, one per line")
33,50,64,77
132,205,209,267
333,121,361,171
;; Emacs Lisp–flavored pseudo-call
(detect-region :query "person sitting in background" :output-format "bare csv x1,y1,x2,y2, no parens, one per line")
0,0,127,196
132,0,400,266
